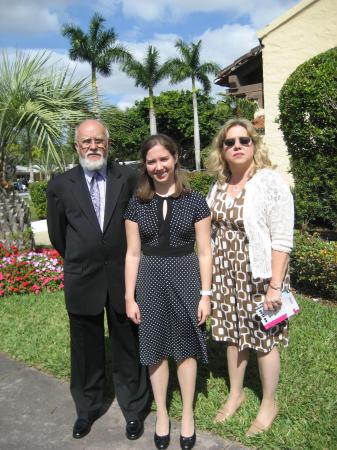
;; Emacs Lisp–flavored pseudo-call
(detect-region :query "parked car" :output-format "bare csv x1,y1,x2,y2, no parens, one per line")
13,181,28,192
118,160,140,169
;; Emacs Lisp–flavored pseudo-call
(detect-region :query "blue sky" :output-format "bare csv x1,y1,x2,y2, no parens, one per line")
0,0,300,109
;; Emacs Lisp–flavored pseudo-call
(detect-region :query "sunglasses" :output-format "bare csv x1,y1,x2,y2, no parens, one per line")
223,136,252,148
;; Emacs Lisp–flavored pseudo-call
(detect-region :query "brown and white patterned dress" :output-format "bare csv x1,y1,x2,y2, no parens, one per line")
210,184,289,353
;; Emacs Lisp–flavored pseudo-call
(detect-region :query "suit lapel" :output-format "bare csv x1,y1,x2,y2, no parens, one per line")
103,164,123,234
69,166,102,234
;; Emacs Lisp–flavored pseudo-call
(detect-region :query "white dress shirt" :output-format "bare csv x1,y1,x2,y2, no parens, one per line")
84,166,107,231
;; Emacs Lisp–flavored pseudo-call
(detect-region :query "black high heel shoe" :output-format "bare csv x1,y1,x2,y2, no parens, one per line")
180,431,196,450
154,420,171,450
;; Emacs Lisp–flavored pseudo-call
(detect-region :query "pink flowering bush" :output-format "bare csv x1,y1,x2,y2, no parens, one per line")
0,243,63,297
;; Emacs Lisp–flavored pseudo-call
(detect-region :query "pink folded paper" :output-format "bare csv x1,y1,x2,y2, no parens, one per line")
255,291,300,330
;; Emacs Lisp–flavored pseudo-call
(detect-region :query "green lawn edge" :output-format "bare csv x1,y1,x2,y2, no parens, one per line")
0,292,336,449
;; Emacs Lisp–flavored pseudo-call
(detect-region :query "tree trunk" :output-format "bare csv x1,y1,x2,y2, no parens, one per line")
0,144,5,181
27,131,34,183
192,85,201,171
149,92,157,135
92,66,99,115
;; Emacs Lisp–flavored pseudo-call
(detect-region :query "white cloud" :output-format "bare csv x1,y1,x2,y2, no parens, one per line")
3,46,90,79
120,0,300,27
106,24,258,109
0,0,300,35
0,1,60,33
197,24,258,67
121,0,241,21
0,0,301,109
92,0,121,16
1,21,258,110
249,1,299,29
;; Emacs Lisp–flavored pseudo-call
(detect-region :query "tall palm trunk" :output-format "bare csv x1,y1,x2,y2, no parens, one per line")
1,152,6,184
27,131,34,184
0,145,5,179
192,79,201,171
149,90,157,135
91,65,99,115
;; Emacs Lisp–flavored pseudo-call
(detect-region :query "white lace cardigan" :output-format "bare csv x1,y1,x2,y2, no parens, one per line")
207,168,294,279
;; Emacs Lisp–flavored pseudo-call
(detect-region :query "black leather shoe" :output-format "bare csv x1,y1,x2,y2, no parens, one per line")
180,431,196,450
126,419,144,440
72,410,100,439
154,421,171,449
72,418,93,439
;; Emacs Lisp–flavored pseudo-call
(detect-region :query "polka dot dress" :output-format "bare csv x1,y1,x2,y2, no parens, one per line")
124,191,210,366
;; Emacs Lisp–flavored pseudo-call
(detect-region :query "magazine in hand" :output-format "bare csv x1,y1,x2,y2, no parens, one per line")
256,291,300,330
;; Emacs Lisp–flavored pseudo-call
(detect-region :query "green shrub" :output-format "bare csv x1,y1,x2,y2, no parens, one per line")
29,181,48,219
291,231,337,300
186,171,213,197
279,47,337,229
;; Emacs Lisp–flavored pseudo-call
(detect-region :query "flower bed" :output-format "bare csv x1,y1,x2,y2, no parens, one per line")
0,243,63,296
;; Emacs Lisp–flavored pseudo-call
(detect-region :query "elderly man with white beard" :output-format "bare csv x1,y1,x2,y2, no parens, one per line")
47,119,149,441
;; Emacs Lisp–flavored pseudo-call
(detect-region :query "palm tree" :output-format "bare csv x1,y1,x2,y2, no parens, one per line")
122,45,171,134
62,12,130,111
166,39,220,170
0,51,91,176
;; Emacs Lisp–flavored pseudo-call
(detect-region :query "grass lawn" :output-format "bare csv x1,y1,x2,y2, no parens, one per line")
0,292,336,449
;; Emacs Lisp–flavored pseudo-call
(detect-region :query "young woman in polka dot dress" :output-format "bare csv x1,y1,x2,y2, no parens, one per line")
207,118,294,437
124,134,212,450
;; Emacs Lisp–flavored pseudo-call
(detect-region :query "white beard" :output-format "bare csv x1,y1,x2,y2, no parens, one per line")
79,155,107,171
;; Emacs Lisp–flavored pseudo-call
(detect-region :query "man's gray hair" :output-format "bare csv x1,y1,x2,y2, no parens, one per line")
74,119,110,141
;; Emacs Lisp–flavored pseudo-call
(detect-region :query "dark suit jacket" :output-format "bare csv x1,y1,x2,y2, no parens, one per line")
47,163,137,315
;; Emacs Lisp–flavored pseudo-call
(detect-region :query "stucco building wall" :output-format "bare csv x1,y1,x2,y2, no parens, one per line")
257,0,337,184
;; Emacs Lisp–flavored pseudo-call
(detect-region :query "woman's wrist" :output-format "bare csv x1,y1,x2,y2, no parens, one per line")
269,282,282,291
200,289,212,296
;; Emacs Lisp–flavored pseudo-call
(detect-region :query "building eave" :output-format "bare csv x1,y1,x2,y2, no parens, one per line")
257,0,318,40
215,45,262,86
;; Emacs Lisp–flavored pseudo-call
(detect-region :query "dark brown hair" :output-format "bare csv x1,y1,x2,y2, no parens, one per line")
136,134,190,201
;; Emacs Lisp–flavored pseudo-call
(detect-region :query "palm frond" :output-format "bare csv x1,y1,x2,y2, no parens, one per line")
62,11,129,106
196,73,211,93
122,45,170,91
95,29,117,54
199,62,221,75
165,58,191,84
0,51,92,172
190,40,202,70
89,13,105,42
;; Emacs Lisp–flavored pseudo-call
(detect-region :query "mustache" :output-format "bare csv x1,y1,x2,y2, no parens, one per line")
86,151,104,157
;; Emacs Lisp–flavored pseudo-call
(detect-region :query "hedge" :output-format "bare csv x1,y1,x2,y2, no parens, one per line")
279,47,337,229
29,181,48,219
186,171,213,197
291,231,337,301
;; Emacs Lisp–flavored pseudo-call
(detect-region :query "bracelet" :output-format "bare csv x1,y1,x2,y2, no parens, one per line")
269,283,282,291
200,290,213,296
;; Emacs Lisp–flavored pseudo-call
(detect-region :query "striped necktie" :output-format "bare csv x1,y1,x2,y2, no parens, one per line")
90,172,100,221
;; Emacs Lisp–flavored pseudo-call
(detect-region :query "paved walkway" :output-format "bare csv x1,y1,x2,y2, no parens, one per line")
31,219,51,246
24,223,249,450
0,353,249,450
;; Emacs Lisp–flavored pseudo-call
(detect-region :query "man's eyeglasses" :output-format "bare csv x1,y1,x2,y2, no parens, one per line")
79,138,107,149
223,136,252,148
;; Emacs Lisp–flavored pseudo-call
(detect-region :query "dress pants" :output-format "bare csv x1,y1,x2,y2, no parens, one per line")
68,301,149,421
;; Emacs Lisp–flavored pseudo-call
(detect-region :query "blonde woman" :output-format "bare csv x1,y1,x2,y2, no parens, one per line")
207,118,294,436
